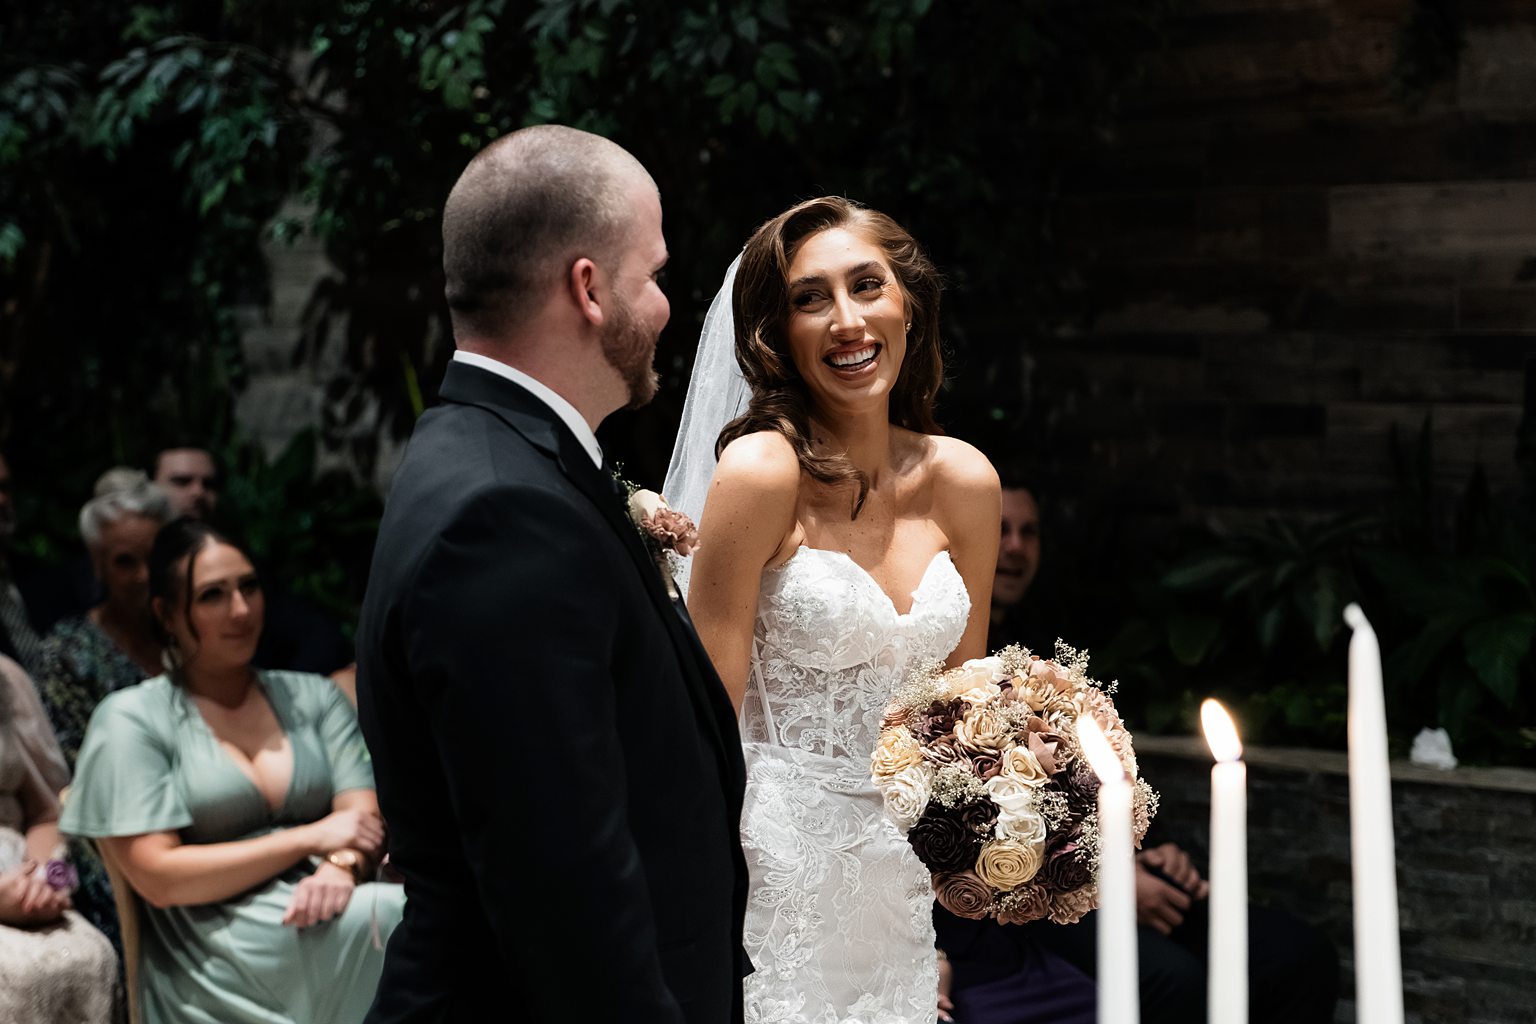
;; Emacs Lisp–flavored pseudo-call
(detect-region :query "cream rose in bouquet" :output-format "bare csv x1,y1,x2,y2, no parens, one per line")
871,643,1157,924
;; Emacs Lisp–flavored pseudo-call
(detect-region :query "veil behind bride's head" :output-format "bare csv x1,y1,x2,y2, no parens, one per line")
663,253,746,562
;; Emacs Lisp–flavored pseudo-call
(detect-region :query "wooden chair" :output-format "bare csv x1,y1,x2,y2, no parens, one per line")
95,842,144,1024
57,784,143,1024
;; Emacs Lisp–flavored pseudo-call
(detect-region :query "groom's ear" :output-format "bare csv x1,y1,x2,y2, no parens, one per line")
567,257,606,328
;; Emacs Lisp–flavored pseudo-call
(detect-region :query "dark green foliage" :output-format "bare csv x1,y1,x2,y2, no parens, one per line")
1093,420,1536,766
1,0,1168,621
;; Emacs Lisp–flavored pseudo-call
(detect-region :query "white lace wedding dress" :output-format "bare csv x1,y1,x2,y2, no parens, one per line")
739,544,971,1024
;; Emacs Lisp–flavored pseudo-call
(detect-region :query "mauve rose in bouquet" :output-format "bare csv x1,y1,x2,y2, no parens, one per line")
871,643,1157,925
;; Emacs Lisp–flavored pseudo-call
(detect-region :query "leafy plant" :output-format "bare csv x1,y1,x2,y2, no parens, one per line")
1095,418,1536,766
218,430,382,632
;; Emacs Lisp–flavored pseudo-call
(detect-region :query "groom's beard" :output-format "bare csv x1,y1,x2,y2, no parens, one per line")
602,290,660,410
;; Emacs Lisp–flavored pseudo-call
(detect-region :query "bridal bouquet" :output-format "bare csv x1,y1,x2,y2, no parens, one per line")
871,644,1156,924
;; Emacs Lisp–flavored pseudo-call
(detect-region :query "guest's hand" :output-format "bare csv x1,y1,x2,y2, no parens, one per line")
1137,842,1209,900
303,808,386,859
1134,865,1191,934
937,954,956,1022
282,862,355,929
0,862,70,926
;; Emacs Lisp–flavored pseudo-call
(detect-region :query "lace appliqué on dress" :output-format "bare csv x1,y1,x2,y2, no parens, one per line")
740,547,970,1024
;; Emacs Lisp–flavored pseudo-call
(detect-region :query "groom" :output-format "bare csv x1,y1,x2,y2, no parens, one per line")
356,125,748,1023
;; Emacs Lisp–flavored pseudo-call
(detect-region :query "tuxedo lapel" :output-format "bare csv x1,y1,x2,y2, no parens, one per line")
437,361,740,781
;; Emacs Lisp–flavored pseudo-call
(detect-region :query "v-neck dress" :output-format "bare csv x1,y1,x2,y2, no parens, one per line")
61,671,405,1024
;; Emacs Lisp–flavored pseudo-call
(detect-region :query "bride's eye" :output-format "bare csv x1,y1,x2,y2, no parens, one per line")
854,276,886,297
791,290,824,309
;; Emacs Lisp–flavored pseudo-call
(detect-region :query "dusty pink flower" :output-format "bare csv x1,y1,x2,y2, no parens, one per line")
933,870,993,920
643,507,698,555
996,883,1053,925
1026,718,1062,775
969,751,1002,780
1048,884,1098,925
627,490,699,555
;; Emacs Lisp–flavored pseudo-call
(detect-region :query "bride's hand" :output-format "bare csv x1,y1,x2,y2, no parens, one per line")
937,953,956,1022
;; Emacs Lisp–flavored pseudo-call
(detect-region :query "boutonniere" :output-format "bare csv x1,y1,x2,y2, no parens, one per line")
612,470,699,597
626,489,699,557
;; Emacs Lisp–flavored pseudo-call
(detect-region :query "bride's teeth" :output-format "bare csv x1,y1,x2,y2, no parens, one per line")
829,346,877,368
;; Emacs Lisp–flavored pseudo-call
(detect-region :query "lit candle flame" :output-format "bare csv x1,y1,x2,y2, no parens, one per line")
1201,698,1243,763
1076,715,1125,785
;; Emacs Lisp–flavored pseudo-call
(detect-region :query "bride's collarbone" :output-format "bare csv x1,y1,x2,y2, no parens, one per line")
791,511,949,590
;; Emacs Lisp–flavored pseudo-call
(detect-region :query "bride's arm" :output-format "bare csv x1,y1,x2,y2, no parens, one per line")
935,437,1001,665
686,432,800,713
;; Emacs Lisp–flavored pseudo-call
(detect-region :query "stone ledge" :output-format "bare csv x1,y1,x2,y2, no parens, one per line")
1135,734,1536,794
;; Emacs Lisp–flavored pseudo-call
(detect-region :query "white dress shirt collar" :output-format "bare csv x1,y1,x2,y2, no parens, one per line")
450,350,604,468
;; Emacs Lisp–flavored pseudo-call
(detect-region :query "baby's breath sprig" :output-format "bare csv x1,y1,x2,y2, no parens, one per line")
888,659,949,715
996,643,1035,676
1075,808,1102,863
930,763,987,809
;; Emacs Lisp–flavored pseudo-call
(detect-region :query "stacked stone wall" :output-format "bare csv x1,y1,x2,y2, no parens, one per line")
1139,736,1536,1023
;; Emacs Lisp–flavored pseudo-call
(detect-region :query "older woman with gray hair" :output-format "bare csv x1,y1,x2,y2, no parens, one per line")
35,476,173,958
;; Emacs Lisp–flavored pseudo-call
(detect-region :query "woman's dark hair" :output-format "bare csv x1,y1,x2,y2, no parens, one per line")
148,517,259,656
718,196,946,518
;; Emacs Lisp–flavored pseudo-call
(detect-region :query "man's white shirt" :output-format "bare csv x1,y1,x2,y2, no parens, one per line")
451,350,603,468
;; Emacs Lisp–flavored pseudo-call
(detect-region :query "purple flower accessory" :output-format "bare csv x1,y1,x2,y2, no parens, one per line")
39,858,79,893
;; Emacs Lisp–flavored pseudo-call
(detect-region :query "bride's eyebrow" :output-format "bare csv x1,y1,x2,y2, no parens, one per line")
789,261,884,290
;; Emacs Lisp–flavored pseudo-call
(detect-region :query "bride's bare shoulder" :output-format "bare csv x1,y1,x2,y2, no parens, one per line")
702,431,801,566
894,428,998,497
715,430,801,494
929,434,999,495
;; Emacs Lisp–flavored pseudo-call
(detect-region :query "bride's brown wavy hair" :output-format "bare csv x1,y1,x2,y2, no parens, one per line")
717,196,945,518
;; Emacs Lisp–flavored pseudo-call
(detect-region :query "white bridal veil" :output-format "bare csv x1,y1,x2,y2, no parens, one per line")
661,253,747,595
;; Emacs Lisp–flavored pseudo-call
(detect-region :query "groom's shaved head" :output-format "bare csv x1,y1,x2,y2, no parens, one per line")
443,125,653,341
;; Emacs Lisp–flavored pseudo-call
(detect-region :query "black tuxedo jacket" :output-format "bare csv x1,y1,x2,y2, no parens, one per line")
356,361,748,1023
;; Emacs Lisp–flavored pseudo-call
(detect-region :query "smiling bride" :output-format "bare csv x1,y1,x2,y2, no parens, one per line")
667,197,1001,1023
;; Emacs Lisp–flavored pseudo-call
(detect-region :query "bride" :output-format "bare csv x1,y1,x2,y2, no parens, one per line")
666,197,1000,1023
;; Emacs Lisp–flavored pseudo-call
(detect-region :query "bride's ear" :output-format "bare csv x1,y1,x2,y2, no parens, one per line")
566,258,606,329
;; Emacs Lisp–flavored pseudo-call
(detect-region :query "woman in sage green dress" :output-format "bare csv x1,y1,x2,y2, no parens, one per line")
62,519,404,1024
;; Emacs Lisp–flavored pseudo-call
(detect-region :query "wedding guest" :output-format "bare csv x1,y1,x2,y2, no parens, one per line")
973,472,1340,1024
149,444,221,521
987,470,1052,654
35,479,172,956
0,652,118,1024
37,480,170,769
0,451,47,675
61,518,404,1024
0,654,68,797
150,439,353,675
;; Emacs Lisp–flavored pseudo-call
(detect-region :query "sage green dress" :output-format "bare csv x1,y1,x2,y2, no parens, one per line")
60,671,405,1024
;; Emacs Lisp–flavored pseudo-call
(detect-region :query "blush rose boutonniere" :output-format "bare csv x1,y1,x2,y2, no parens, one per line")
621,485,699,598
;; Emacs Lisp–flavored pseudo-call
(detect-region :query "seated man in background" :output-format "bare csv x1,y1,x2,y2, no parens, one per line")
148,444,220,521
943,468,1340,1024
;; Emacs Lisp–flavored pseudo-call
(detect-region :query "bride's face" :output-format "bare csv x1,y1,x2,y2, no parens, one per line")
782,227,909,418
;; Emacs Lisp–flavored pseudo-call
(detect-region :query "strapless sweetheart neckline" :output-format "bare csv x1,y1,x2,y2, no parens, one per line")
770,545,953,618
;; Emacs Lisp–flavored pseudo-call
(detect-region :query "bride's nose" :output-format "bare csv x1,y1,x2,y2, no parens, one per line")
829,291,865,339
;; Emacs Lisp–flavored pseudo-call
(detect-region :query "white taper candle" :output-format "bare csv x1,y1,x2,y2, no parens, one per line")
1078,715,1139,1024
1344,603,1405,1024
1202,699,1247,1024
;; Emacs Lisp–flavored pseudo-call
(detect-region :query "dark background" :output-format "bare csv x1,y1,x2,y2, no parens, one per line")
3,0,1532,762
